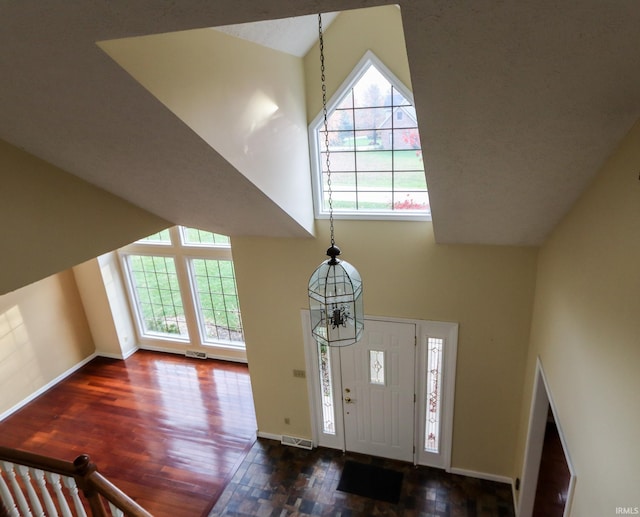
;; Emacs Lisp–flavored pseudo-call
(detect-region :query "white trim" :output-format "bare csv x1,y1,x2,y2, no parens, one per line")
448,467,513,485
256,431,283,442
97,346,139,360
315,211,431,222
302,312,457,467
301,309,346,451
0,352,98,422
415,320,458,470
302,311,320,447
518,358,576,517
138,344,247,364
117,226,248,358
308,49,431,222
121,346,138,359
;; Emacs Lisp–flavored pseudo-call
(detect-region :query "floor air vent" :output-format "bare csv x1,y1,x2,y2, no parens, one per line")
185,350,207,359
281,435,313,450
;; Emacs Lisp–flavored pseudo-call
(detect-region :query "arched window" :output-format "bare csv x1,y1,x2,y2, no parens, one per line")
309,51,430,220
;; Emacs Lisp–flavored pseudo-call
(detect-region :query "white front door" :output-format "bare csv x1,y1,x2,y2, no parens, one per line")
303,312,458,469
339,320,416,462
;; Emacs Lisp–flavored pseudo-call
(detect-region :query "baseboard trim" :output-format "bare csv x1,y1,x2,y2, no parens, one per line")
0,352,98,422
256,431,282,442
138,344,248,364
96,347,138,360
448,467,513,485
121,346,138,359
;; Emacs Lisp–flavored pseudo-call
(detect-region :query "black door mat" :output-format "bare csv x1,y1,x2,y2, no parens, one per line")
336,460,403,504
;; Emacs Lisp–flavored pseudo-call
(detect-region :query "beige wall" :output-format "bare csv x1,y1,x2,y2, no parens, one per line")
514,120,640,512
0,138,170,295
304,6,412,119
100,27,315,236
0,3,577,485
73,253,138,359
233,220,537,476
230,4,538,477
0,270,94,417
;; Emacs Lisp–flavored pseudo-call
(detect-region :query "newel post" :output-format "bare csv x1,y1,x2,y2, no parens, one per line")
74,454,109,517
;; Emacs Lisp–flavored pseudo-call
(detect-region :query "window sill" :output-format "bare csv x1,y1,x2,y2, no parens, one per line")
315,210,432,222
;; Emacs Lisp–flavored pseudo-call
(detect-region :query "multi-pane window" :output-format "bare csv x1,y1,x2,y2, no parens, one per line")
120,226,244,350
126,255,187,338
190,259,243,342
137,229,171,244
180,227,230,246
310,51,429,219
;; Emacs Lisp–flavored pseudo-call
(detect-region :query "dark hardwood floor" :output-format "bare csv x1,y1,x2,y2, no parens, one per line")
532,417,571,517
0,350,257,517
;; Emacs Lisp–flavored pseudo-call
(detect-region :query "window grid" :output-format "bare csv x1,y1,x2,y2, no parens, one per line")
121,226,245,350
127,255,187,338
191,258,244,344
315,58,428,215
181,227,230,247
136,229,171,244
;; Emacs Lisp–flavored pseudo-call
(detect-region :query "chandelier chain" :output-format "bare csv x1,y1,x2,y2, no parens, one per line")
318,13,335,247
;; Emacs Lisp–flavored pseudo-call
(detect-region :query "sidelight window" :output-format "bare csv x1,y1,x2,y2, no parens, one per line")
424,337,444,453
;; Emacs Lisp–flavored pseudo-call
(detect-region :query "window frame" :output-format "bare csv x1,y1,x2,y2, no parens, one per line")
118,226,246,360
185,256,244,349
308,50,431,222
121,251,191,344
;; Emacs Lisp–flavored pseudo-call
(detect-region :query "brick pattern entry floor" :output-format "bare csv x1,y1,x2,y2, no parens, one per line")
210,438,516,517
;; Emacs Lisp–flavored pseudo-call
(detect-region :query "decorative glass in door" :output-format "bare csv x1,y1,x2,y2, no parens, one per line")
318,343,336,435
424,337,444,453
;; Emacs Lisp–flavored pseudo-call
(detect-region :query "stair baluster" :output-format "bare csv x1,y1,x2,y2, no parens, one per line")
15,465,45,516
0,447,153,516
0,461,32,516
45,471,74,517
32,469,59,517
0,466,19,517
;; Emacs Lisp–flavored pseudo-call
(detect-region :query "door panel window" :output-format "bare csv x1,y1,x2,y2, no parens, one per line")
369,350,386,385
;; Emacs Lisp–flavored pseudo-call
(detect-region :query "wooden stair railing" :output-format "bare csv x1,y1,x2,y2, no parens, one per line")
0,447,153,517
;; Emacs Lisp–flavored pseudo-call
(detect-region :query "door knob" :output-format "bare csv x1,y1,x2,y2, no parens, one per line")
344,396,353,403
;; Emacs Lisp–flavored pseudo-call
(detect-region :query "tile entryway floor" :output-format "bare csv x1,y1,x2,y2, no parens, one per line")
209,438,515,517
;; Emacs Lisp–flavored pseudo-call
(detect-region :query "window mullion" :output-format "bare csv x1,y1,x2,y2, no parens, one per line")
391,86,396,210
351,90,358,210
311,51,429,220
118,226,245,355
180,246,231,261
175,254,201,347
168,226,182,247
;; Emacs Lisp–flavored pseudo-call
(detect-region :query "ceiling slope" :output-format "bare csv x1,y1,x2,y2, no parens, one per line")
0,0,371,238
402,0,640,244
1,1,639,244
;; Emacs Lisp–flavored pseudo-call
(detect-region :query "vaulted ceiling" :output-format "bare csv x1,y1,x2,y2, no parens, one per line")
2,1,639,245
